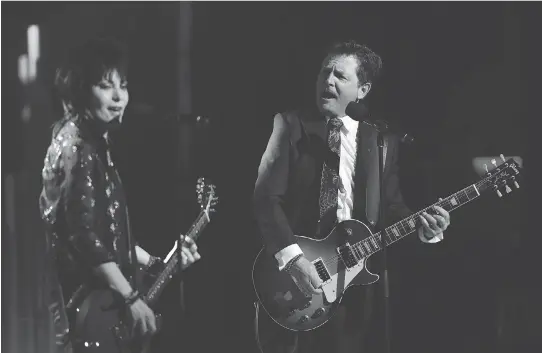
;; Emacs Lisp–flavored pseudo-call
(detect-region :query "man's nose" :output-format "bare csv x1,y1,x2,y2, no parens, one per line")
325,72,335,86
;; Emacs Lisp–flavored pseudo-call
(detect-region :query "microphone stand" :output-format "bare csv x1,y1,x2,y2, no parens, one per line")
376,121,391,353
360,111,412,353
178,234,185,313
347,101,414,352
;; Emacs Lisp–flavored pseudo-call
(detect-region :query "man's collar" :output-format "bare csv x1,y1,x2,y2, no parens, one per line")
341,115,358,133
325,114,358,133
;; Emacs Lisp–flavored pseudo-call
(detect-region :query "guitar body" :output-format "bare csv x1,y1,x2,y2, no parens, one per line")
252,219,378,332
253,158,522,333
69,178,218,352
70,271,162,353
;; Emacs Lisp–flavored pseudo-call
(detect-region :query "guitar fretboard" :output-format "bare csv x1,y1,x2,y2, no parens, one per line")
144,210,209,306
350,176,496,258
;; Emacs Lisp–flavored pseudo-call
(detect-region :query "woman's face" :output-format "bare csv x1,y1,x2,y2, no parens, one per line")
88,69,129,126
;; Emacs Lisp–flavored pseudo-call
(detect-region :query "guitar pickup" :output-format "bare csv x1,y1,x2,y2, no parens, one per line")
312,259,331,283
337,243,358,269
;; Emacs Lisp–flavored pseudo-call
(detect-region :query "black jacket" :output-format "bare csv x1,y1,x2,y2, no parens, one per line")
253,107,412,257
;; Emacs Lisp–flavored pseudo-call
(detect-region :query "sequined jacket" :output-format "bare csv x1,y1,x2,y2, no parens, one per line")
39,115,135,349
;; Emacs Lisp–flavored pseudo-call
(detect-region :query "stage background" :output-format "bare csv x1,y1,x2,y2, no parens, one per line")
2,2,539,353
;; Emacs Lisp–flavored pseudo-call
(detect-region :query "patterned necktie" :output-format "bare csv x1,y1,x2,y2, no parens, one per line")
318,117,343,226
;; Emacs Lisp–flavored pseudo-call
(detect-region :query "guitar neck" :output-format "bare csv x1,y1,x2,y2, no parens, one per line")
144,209,210,306
359,177,496,255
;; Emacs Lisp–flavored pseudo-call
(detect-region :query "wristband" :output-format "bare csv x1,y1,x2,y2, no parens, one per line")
284,254,303,273
123,290,141,306
143,255,162,271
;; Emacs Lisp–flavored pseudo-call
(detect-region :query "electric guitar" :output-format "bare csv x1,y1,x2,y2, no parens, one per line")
69,177,218,352
252,156,521,332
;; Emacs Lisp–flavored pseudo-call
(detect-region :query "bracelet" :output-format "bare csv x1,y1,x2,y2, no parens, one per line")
123,290,141,306
143,255,162,271
284,254,303,274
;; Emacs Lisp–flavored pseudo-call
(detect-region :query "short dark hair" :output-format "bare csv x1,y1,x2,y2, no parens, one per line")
325,40,383,85
54,37,128,115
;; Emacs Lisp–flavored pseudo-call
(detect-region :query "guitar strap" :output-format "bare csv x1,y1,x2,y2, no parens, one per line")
125,206,140,290
106,136,139,290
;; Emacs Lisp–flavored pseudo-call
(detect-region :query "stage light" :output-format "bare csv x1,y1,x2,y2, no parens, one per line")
27,25,40,82
18,54,29,84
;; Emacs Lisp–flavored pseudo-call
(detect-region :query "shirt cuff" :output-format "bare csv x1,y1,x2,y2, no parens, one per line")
275,244,304,271
418,227,444,243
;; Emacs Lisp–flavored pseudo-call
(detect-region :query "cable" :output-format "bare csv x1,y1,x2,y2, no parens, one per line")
253,301,298,353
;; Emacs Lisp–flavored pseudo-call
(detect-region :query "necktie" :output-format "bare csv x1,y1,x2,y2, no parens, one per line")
318,118,343,231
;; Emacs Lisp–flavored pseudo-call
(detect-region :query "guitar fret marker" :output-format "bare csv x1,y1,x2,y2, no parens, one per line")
450,197,458,206
384,232,393,244
370,237,378,249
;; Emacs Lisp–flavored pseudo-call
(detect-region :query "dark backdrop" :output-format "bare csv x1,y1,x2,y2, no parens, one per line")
186,3,535,353
3,2,538,353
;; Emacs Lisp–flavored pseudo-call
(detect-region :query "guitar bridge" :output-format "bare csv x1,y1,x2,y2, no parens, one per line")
337,243,358,269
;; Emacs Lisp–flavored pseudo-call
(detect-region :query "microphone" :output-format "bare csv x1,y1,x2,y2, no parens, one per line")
345,101,415,144
127,103,210,127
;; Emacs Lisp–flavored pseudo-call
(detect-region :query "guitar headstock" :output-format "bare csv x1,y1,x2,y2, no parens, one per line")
196,177,218,214
475,154,522,197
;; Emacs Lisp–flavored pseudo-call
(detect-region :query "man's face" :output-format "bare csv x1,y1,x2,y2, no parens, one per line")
316,54,368,119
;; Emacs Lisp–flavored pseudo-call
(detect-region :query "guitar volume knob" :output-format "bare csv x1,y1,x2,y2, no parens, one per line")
297,315,309,324
312,307,325,318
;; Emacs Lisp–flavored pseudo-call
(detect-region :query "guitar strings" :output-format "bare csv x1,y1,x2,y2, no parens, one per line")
318,191,469,269
316,165,511,271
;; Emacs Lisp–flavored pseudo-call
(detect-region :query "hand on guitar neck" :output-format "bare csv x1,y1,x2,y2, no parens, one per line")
164,235,201,269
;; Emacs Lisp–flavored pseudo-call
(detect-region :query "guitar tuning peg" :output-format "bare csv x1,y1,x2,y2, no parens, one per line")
500,154,506,162
496,189,503,197
484,164,490,173
514,180,520,188
505,184,512,193
491,159,498,168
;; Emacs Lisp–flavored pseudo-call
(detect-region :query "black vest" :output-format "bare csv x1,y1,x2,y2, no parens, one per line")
282,108,384,239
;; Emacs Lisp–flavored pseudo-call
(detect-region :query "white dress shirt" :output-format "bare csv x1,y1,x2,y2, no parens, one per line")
275,115,442,271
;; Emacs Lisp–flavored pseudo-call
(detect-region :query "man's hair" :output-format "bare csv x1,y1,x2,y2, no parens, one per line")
53,37,128,116
325,40,383,85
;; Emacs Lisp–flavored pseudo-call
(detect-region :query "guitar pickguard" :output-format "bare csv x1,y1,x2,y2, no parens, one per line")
321,259,366,303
